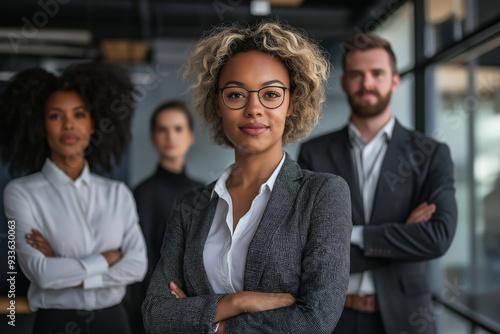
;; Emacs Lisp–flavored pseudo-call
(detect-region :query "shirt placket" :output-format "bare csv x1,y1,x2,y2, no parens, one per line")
70,182,98,308
358,137,383,295
221,194,236,293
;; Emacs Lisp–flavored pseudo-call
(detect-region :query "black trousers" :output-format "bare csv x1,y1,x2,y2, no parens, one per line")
333,307,386,334
32,303,131,334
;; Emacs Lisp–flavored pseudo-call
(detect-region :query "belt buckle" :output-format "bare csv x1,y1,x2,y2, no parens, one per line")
345,294,378,313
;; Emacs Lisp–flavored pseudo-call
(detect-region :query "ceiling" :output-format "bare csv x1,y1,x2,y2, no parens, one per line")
0,0,403,63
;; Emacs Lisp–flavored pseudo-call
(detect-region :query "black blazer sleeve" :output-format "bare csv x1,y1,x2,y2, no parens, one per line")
362,143,458,261
297,143,313,171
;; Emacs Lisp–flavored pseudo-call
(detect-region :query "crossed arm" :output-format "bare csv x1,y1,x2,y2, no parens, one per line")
28,228,297,334
299,142,457,273
25,228,123,282
169,282,296,333
5,182,147,290
142,176,351,334
351,144,457,275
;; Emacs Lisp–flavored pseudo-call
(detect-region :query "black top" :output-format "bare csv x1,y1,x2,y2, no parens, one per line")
134,165,204,286
125,165,203,333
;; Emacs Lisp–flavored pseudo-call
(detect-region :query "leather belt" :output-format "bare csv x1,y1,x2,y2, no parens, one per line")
344,294,379,313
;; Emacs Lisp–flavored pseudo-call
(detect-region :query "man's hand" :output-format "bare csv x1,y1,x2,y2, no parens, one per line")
406,202,436,224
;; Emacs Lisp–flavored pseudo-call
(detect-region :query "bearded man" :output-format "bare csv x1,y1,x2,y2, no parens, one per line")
298,34,458,334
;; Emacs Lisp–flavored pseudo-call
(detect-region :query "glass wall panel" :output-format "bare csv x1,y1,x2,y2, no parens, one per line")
476,0,500,28
432,60,470,305
472,42,500,326
391,72,415,129
374,2,415,72
437,306,471,334
431,35,500,330
424,0,466,57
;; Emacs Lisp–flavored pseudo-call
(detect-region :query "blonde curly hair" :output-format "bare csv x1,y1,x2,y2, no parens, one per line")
183,21,330,147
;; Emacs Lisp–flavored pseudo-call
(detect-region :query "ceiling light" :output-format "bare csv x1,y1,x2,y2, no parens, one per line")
251,0,271,16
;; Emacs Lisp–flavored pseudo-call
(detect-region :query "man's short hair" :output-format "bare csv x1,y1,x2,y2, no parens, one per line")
150,100,194,134
341,34,397,74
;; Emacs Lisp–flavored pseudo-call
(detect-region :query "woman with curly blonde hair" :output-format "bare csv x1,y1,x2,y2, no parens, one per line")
143,21,351,334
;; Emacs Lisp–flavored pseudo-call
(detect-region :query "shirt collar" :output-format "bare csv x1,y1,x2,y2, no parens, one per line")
211,152,286,200
348,116,395,147
42,158,91,187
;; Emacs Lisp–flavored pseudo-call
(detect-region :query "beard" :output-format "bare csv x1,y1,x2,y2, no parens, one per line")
348,89,392,118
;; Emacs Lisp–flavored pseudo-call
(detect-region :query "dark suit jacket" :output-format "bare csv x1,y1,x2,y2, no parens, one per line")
298,121,458,334
142,155,352,334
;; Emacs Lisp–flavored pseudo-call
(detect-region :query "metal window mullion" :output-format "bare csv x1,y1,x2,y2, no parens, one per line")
467,57,478,334
413,0,426,133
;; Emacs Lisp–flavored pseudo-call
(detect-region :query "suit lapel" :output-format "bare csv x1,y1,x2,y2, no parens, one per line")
369,121,412,225
184,184,218,295
244,154,301,290
329,127,364,225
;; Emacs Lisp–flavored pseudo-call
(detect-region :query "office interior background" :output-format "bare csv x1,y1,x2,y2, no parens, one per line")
0,0,500,333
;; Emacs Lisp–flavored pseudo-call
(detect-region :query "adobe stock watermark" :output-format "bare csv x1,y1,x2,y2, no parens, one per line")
78,65,170,163
212,0,243,21
356,0,404,34
383,136,439,192
438,71,500,135
6,220,17,327
383,72,500,192
399,276,466,334
110,65,171,121
340,0,405,69
8,0,70,54
54,300,105,334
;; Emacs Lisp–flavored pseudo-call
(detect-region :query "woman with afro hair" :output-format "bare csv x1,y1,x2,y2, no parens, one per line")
143,21,351,334
1,62,147,334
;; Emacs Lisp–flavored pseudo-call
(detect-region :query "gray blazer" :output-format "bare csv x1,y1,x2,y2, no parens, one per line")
143,155,352,333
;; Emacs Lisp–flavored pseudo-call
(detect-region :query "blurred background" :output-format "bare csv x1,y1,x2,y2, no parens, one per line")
1,0,500,333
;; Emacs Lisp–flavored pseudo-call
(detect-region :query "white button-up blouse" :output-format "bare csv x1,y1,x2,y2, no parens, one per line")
3,158,147,311
204,153,286,294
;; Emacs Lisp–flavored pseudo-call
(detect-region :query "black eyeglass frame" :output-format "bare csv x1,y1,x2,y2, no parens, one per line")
218,86,289,110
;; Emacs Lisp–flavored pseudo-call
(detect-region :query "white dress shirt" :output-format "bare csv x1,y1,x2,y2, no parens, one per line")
348,117,395,295
3,158,147,311
203,153,286,294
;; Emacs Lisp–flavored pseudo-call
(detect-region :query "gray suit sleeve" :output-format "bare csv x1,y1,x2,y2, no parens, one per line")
225,176,352,333
363,143,458,260
142,199,223,334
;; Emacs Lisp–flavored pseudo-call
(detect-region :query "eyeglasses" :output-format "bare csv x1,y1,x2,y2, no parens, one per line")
219,86,288,110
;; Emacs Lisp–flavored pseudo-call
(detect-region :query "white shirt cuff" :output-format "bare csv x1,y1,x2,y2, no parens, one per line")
83,274,104,289
351,225,364,249
211,321,221,333
79,254,109,276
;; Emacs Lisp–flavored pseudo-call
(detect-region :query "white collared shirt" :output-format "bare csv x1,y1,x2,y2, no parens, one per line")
348,117,395,295
4,158,147,311
204,153,286,294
